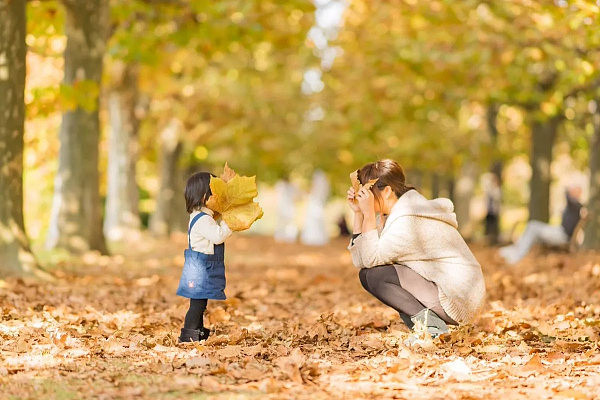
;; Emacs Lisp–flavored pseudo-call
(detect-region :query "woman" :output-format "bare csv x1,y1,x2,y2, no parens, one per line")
348,160,486,337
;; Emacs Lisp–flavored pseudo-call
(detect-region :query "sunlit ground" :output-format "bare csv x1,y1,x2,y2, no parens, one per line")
1,234,599,399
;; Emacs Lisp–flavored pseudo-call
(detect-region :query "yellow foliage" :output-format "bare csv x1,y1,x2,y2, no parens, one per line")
206,164,263,231
222,202,264,232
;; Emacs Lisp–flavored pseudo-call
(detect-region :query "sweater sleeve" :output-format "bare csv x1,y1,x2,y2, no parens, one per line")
347,234,364,268
355,221,414,268
194,215,232,244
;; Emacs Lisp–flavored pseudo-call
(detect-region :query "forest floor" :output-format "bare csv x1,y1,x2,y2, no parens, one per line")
1,234,600,399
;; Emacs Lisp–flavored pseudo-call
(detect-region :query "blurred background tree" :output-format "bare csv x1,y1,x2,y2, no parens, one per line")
1,0,599,276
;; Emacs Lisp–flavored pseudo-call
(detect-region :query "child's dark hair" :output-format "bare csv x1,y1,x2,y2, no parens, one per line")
185,172,215,213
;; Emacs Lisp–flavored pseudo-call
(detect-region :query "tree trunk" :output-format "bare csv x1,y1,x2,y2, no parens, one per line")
431,173,440,198
454,161,478,238
0,0,45,277
47,0,109,253
583,107,600,250
104,62,141,241
150,119,186,236
408,169,423,191
487,103,503,183
446,177,455,203
528,118,559,223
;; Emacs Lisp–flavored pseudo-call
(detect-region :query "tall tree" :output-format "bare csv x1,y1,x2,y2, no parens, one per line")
104,62,141,241
454,161,478,238
583,103,600,250
528,117,560,222
149,118,185,236
0,0,44,277
47,0,109,253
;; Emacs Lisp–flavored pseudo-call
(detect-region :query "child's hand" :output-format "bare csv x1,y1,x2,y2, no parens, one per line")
347,187,361,213
356,186,375,215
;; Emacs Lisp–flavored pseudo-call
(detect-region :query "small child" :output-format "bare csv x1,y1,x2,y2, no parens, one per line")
177,172,233,343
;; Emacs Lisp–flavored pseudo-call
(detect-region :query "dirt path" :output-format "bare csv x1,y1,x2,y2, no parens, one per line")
1,235,599,399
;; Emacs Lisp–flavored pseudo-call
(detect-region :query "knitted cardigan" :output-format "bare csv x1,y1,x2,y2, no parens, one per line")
349,190,486,324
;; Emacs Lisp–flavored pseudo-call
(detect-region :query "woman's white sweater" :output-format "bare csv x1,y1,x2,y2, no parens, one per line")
349,190,486,324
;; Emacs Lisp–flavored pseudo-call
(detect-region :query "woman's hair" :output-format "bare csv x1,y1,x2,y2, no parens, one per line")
357,160,415,206
185,172,215,213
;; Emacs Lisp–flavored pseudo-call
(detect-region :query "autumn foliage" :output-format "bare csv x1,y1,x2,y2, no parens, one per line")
206,163,264,231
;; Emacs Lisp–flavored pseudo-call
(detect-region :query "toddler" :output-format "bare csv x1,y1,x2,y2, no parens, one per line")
177,172,232,342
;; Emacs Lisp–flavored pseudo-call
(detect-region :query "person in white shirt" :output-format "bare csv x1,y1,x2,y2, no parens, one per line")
176,172,233,343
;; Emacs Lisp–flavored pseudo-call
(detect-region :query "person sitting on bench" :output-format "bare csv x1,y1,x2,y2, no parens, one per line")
499,186,585,265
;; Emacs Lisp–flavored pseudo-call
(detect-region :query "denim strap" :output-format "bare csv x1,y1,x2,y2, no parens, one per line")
188,212,206,250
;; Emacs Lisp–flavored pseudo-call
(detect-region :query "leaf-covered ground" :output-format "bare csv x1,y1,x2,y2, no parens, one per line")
1,235,599,399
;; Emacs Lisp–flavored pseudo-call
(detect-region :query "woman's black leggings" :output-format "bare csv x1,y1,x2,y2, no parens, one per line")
184,299,207,330
359,265,457,326
359,266,426,317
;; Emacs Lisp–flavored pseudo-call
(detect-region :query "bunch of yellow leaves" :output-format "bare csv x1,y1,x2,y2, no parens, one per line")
206,163,264,231
349,170,378,203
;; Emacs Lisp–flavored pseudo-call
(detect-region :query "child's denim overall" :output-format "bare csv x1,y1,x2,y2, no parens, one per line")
176,212,226,300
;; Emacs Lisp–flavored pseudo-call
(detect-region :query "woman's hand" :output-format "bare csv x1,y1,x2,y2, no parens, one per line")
347,187,361,214
356,186,375,215
357,187,377,233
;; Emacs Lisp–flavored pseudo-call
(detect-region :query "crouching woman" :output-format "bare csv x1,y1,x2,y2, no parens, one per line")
348,160,486,337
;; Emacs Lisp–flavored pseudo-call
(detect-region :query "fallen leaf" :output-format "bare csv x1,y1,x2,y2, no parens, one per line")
206,164,263,231
388,358,410,373
518,354,544,376
240,362,266,381
555,389,590,399
217,345,242,358
275,348,306,383
186,356,210,369
441,359,472,382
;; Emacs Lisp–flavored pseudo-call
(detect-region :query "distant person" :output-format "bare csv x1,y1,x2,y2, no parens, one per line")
176,172,234,343
347,159,485,340
337,214,351,237
499,186,585,265
274,178,299,242
484,174,501,245
301,170,330,246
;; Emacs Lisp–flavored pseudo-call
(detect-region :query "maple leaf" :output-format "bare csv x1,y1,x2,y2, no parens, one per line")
206,163,263,231
222,202,264,232
349,170,379,202
221,162,236,183
350,170,360,193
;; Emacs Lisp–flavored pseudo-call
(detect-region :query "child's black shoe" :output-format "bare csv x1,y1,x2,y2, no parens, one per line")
178,327,210,343
200,327,210,340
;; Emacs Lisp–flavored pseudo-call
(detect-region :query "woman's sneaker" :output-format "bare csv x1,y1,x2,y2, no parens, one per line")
411,308,449,338
403,309,449,347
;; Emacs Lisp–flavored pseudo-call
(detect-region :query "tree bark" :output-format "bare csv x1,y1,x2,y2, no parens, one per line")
47,0,109,253
446,177,455,203
150,119,186,236
528,118,559,223
583,106,600,250
454,161,478,238
487,103,503,183
104,62,141,241
408,169,423,191
431,173,440,198
0,0,44,277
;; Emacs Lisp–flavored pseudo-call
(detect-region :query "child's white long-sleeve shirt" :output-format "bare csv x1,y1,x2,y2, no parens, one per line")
189,207,232,254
